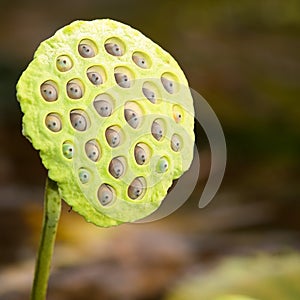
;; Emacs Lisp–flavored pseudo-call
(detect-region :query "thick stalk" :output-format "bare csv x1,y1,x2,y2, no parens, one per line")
31,177,61,300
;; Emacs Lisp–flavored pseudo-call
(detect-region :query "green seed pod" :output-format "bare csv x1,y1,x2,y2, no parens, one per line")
16,19,194,227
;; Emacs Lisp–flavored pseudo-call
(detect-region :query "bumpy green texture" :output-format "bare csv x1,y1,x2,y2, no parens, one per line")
16,19,194,227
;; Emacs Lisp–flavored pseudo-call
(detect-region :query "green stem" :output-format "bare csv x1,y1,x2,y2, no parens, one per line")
31,177,61,300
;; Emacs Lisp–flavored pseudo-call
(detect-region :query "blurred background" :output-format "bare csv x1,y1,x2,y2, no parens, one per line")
0,0,299,299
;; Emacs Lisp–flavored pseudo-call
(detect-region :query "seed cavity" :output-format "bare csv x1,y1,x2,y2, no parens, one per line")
105,126,121,148
142,82,159,104
93,94,113,117
104,38,124,56
98,184,115,206
171,134,182,152
87,72,103,85
56,55,73,72
156,157,169,173
67,79,84,99
134,144,150,165
79,168,90,184
45,113,61,132
132,52,151,69
161,73,178,94
142,87,156,104
128,177,146,200
173,105,184,123
70,110,89,131
78,39,97,58
124,109,140,129
40,81,58,102
114,67,133,88
109,157,125,178
151,119,164,141
62,141,74,159
85,140,100,162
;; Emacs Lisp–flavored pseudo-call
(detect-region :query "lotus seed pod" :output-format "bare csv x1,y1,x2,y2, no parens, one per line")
40,82,58,101
56,55,73,72
16,19,194,227
109,157,125,178
45,114,61,132
105,43,123,56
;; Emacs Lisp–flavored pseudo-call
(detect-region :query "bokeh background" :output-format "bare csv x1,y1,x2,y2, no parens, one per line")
0,0,299,299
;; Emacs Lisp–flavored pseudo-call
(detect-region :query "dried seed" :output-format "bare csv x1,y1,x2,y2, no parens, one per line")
109,158,124,178
70,113,87,131
45,114,61,132
115,73,130,88
98,184,114,206
105,43,123,56
62,142,74,159
142,87,156,104
78,43,95,58
128,177,145,199
79,169,90,184
105,128,120,147
56,55,73,72
151,121,163,141
161,77,174,94
94,99,112,117
134,145,147,165
85,141,100,162
40,83,58,101
124,109,139,129
157,157,169,173
87,72,103,85
171,134,181,152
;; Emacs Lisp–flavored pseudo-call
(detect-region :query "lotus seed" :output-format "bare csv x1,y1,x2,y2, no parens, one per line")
157,157,169,173
105,43,123,56
105,128,120,147
67,82,83,99
79,169,90,184
62,143,74,159
109,157,125,178
40,83,58,102
151,121,163,141
161,77,174,94
173,111,182,123
115,73,130,88
93,99,112,117
128,177,145,199
171,134,181,152
132,54,148,69
134,145,147,165
45,114,61,132
85,141,100,162
124,109,140,129
56,55,73,72
98,184,114,206
87,72,103,85
78,43,95,58
142,87,156,104
70,112,87,131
